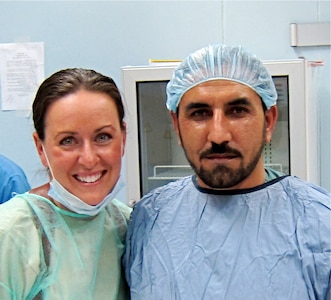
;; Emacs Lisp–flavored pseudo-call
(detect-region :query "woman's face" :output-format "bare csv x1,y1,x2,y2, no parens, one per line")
34,89,126,205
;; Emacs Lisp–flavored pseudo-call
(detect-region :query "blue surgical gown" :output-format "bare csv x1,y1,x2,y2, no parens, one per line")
124,175,331,300
0,154,30,203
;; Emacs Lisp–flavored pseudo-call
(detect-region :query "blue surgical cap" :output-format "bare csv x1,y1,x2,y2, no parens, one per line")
166,44,277,112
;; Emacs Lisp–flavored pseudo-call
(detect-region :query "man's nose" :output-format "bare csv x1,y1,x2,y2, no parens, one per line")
207,112,232,145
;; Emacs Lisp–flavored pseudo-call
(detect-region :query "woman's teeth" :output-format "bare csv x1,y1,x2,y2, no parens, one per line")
76,173,103,183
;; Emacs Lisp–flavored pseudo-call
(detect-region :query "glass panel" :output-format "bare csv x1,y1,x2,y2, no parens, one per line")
136,76,290,196
265,76,290,175
136,81,193,196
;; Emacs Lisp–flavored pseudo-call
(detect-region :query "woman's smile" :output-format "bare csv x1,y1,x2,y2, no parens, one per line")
74,170,107,184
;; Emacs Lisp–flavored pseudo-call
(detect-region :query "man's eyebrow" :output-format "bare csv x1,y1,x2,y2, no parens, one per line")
184,98,252,111
184,102,210,111
228,97,252,106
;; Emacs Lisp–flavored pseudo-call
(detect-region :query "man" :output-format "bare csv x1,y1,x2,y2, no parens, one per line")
123,45,330,299
0,154,30,203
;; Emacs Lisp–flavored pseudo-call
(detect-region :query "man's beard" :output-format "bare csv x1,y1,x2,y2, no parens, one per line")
179,133,266,189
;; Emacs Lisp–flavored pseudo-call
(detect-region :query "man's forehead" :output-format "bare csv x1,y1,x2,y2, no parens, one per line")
191,79,256,91
177,81,264,114
181,80,260,101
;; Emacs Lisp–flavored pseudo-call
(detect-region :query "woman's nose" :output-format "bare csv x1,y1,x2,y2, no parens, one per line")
78,143,99,168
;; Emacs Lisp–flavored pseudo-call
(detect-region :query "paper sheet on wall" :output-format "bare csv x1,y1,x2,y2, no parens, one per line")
0,42,44,111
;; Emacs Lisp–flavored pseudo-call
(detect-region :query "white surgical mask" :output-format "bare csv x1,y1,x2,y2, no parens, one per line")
42,144,124,216
48,177,124,216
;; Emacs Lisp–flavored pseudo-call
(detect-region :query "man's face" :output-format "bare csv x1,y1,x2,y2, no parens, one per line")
171,80,277,190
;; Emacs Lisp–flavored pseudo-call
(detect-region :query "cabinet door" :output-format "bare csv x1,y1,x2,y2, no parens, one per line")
135,76,290,197
123,59,317,204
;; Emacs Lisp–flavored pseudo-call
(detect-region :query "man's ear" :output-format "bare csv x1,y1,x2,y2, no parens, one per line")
170,111,182,147
265,105,278,143
33,132,48,168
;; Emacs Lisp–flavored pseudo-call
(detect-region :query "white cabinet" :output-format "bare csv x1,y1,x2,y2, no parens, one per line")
122,59,318,204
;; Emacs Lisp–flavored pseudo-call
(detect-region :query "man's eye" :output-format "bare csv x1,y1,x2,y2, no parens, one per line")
60,137,75,146
230,107,249,115
96,133,112,143
190,109,211,118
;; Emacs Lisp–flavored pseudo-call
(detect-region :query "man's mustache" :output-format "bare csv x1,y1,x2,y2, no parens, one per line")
200,142,241,159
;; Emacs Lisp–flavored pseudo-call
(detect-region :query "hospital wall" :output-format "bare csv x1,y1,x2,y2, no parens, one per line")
0,1,330,202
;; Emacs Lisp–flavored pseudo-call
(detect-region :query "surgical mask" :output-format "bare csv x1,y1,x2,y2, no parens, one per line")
42,144,124,216
48,177,124,216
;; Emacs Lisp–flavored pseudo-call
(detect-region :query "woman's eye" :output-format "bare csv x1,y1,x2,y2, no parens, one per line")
96,133,112,143
60,137,74,146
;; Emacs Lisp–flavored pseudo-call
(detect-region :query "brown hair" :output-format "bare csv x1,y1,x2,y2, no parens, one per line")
32,68,125,140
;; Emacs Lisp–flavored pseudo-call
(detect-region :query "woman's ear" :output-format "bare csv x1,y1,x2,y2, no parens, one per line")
265,105,278,143
121,122,127,157
33,132,48,167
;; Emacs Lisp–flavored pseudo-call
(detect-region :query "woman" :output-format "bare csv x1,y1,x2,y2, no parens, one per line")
0,68,131,299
